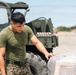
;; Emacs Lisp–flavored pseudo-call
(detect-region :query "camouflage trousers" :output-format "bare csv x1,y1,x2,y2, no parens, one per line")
5,61,32,75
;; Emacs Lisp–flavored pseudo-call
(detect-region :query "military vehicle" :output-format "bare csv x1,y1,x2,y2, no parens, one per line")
0,1,58,75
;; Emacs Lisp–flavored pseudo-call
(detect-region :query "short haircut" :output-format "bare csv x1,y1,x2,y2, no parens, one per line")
11,12,25,24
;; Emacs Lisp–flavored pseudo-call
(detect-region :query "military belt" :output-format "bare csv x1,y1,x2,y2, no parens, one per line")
6,60,25,66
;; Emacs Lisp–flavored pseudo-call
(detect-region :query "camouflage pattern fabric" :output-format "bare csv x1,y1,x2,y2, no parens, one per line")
5,62,32,75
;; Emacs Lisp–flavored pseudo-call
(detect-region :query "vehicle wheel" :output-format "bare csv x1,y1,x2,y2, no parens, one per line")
26,52,48,75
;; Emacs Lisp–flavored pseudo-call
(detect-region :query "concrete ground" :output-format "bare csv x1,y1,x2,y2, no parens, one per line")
53,32,76,55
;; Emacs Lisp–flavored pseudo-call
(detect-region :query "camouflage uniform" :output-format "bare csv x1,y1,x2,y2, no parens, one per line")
6,61,32,75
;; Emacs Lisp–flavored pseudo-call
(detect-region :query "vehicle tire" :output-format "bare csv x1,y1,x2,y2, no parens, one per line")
26,52,48,75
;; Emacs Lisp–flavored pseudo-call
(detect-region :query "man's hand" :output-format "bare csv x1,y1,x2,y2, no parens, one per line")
45,52,55,60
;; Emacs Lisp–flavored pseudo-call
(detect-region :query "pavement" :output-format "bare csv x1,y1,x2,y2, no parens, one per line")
53,32,76,55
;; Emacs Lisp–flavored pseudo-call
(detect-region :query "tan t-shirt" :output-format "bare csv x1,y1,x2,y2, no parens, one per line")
0,25,34,61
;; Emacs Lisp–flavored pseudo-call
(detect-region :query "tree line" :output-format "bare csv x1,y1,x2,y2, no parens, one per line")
56,25,76,31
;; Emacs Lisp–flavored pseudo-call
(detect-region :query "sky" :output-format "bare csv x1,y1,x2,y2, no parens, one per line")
0,0,76,28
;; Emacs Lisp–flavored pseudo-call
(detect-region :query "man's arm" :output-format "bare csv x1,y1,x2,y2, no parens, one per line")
0,47,6,75
30,35,54,59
